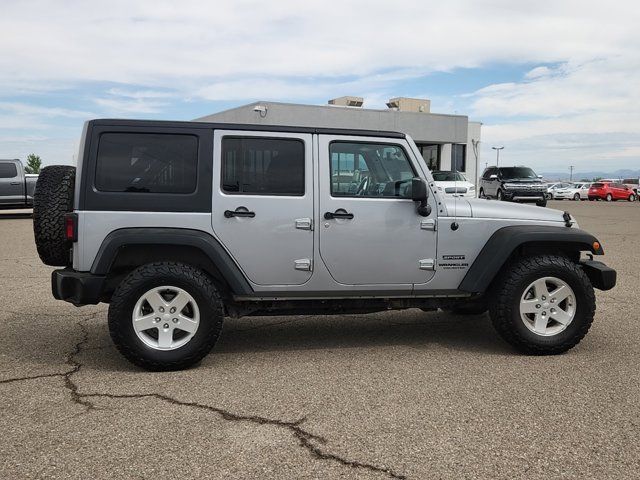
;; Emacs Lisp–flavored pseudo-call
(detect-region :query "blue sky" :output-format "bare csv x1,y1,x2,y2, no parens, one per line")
1,0,639,174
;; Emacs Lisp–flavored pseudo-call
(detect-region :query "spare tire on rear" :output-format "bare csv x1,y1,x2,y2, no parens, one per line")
33,165,76,266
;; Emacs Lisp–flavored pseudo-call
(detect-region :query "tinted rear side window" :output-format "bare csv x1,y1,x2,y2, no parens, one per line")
0,162,18,178
221,137,304,195
95,133,198,193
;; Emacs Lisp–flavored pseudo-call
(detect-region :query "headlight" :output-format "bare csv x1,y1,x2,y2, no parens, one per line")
468,186,476,191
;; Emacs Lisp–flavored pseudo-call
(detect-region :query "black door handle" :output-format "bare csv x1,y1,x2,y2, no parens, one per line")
324,209,354,220
10,182,20,185
224,207,255,218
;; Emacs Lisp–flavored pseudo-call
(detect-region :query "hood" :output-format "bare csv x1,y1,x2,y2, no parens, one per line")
466,198,566,223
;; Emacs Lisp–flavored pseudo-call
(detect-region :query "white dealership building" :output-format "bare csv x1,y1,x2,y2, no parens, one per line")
196,96,483,185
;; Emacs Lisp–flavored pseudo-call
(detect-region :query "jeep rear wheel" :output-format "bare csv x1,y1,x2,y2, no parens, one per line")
489,255,595,355
497,189,504,201
108,262,224,371
33,165,76,266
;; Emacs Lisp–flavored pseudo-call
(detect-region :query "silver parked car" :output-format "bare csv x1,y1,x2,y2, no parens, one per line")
546,182,572,199
553,182,592,201
33,119,616,370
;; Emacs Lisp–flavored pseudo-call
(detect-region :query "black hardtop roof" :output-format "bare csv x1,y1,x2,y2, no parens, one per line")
88,119,406,139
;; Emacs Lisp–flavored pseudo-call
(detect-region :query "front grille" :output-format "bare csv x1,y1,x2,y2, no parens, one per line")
445,187,468,194
506,184,546,191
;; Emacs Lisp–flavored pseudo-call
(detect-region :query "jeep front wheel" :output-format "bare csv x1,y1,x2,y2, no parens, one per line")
108,262,224,371
497,189,504,201
489,255,595,355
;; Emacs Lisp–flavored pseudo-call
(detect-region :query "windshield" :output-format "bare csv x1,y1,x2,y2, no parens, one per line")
432,171,467,182
500,167,538,179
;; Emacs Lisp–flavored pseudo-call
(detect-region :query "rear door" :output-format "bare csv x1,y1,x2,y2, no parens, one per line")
0,161,24,205
317,135,437,285
579,183,590,198
211,130,314,286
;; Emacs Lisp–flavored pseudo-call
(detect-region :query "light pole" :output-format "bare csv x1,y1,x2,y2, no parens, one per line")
569,165,574,182
492,146,504,167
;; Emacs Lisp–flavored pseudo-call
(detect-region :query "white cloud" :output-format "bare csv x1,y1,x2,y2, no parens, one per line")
471,55,640,171
1,1,637,90
90,88,176,114
0,0,638,170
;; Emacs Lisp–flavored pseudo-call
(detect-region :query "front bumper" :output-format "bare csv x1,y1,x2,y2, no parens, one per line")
581,260,616,291
503,190,546,202
554,192,575,199
52,268,106,306
441,191,476,198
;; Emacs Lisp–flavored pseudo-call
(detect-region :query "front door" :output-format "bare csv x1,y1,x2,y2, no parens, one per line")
318,135,437,285
211,131,314,286
0,162,23,205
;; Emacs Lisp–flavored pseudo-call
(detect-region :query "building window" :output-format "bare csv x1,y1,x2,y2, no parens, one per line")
418,144,440,171
95,133,198,193
329,142,415,198
451,144,466,172
221,137,304,195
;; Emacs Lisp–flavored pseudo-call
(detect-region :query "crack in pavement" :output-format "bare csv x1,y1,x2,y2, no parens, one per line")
76,391,406,479
0,372,66,385
1,311,408,479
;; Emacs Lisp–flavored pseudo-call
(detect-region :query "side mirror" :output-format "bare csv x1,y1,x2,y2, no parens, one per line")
411,177,431,217
411,177,428,201
489,174,498,180
537,175,543,179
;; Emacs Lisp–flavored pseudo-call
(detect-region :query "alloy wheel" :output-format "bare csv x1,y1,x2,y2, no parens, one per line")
519,277,576,336
132,286,200,351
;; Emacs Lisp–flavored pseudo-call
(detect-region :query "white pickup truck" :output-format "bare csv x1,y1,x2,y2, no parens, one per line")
0,159,38,209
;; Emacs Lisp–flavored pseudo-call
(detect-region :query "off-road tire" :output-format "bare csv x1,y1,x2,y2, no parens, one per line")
109,262,224,371
497,189,504,201
489,254,595,355
33,165,76,266
536,199,547,207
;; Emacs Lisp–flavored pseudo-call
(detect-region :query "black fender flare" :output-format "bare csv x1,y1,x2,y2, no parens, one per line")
91,227,253,295
458,225,603,294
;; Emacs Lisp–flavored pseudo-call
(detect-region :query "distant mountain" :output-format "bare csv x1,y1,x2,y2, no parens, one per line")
540,169,640,181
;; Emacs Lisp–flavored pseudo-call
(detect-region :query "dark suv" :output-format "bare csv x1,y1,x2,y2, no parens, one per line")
479,166,547,207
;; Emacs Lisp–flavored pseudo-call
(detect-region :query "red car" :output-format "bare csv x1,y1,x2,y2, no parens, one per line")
588,182,636,202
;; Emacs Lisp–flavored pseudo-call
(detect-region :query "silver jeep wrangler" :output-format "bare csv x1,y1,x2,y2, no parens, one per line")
33,119,617,370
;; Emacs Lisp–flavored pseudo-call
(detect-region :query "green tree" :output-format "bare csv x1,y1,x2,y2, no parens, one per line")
24,154,42,174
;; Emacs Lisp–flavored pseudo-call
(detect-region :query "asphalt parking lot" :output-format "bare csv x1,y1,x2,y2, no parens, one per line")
1,200,638,479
